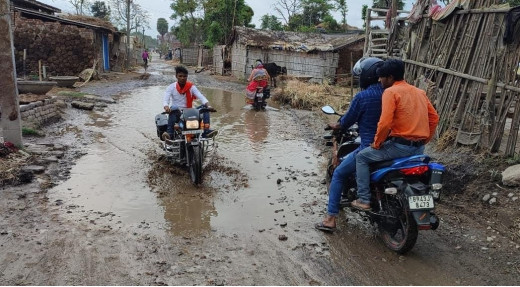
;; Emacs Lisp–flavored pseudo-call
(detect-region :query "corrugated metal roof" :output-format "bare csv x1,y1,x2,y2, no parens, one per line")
232,26,365,52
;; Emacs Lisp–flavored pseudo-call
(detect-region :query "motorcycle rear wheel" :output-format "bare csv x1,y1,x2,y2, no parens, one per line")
188,145,203,185
378,201,418,254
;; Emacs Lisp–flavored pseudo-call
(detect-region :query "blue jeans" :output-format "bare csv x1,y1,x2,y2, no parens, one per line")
355,141,425,204
166,105,210,138
327,146,362,216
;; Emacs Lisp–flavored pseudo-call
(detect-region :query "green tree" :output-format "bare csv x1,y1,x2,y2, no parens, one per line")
172,17,202,46
361,4,368,29
90,1,111,20
333,0,348,26
201,0,253,47
300,0,333,26
287,13,304,31
170,0,201,46
507,0,520,6
204,21,224,48
321,15,340,32
157,18,168,40
260,14,283,31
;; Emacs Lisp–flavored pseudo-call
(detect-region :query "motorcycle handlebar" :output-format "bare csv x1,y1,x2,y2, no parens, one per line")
162,107,217,114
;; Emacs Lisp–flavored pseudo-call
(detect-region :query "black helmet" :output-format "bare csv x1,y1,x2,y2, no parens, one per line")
353,57,383,89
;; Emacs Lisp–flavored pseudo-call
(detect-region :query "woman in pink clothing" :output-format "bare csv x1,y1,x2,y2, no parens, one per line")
245,60,270,104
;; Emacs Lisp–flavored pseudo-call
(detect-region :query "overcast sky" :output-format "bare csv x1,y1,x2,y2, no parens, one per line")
36,0,411,36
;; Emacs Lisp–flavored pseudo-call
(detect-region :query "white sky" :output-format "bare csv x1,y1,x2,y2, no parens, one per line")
36,0,412,36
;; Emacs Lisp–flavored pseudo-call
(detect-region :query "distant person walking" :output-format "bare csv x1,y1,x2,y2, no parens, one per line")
142,49,149,64
142,49,149,71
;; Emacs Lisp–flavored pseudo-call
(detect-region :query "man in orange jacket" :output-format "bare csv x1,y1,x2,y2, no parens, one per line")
351,59,440,211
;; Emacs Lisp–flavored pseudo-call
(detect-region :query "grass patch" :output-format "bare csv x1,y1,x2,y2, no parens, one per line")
22,127,42,137
57,91,88,98
273,79,356,112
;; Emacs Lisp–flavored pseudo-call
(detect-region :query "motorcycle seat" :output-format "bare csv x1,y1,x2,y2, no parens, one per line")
369,159,395,171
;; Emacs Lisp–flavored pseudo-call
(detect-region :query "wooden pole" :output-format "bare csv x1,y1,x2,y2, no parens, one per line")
401,58,520,93
0,0,22,146
363,8,372,56
350,51,354,97
23,48,26,79
38,60,42,81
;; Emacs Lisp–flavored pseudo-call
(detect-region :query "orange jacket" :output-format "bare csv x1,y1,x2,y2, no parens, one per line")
372,80,439,149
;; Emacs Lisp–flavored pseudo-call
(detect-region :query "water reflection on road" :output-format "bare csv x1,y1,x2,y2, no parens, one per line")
48,85,324,238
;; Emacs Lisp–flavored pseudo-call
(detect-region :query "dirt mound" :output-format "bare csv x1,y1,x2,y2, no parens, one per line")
430,146,520,244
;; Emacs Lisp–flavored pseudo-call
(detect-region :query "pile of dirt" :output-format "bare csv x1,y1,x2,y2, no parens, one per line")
429,146,520,245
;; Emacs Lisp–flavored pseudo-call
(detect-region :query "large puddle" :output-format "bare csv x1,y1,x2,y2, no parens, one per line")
49,85,326,237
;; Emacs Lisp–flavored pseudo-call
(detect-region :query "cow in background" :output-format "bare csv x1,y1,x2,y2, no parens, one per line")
263,62,287,88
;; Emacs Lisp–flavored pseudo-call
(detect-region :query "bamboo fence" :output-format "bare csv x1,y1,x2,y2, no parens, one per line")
365,0,520,156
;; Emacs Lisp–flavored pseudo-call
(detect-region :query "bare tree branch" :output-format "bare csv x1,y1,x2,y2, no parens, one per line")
273,0,300,25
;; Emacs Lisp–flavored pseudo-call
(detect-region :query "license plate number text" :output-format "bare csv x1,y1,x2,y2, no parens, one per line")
408,195,434,210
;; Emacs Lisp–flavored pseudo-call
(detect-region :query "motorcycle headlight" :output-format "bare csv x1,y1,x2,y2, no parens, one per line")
185,120,199,129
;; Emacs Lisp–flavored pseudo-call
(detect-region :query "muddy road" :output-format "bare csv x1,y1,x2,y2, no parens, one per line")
0,59,518,285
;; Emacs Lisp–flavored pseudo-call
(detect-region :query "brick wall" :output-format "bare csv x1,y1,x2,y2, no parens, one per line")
19,99,60,127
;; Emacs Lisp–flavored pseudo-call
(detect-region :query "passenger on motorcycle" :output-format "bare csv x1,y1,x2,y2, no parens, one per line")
352,59,440,211
246,60,270,104
162,65,216,141
316,57,384,233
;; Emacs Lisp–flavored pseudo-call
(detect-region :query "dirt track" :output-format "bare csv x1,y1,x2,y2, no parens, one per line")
0,58,518,285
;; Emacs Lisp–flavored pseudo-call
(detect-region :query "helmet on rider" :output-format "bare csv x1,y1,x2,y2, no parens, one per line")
352,57,383,89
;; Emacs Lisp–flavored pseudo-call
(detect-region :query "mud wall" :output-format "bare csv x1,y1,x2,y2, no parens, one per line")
20,99,59,127
12,15,97,78
231,43,339,83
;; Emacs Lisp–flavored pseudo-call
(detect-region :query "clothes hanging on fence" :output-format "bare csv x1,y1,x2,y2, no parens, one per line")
407,0,430,24
503,6,520,44
429,0,471,21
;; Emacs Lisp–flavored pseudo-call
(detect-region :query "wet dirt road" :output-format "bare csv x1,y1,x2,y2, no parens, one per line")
1,61,517,285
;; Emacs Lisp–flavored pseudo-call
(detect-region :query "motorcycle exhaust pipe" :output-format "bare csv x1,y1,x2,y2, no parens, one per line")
430,214,440,230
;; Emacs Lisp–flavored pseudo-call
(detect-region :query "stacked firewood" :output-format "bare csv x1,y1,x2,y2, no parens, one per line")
13,19,96,77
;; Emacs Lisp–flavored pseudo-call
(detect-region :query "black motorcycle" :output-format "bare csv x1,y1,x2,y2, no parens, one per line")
251,86,270,111
322,105,445,254
155,107,217,185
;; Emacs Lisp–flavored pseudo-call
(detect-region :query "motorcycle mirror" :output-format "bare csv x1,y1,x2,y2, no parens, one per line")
321,105,336,115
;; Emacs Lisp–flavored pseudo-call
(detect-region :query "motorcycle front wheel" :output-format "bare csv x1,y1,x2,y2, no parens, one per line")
188,144,203,185
378,199,418,254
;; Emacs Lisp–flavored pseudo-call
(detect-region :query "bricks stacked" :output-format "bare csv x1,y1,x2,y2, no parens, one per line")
13,17,96,78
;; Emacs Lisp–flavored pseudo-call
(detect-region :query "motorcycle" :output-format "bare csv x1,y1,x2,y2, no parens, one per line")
322,105,445,254
155,107,217,185
251,86,270,110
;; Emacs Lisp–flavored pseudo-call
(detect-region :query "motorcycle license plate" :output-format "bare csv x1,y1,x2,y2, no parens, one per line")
182,129,203,135
408,195,434,210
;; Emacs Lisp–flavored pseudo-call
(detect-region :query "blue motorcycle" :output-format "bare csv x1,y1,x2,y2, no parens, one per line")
322,105,445,254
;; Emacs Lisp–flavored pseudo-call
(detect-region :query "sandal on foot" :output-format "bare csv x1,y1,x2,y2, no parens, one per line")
351,200,371,211
315,222,336,233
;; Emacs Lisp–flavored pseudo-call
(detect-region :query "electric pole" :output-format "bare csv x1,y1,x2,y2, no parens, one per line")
0,0,22,146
